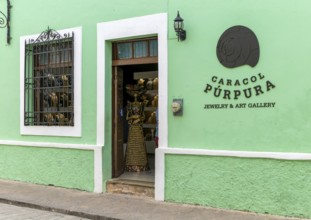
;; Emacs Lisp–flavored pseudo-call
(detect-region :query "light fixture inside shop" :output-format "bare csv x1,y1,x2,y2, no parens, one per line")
0,0,12,44
174,11,186,41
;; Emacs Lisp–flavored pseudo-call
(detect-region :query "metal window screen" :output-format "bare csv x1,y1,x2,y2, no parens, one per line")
24,28,74,126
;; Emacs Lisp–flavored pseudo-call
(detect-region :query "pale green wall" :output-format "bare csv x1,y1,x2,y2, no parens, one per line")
165,1,311,218
168,0,311,153
0,145,94,191
165,154,311,218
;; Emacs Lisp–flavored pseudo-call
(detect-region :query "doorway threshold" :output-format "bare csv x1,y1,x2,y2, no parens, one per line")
107,170,155,198
118,169,155,182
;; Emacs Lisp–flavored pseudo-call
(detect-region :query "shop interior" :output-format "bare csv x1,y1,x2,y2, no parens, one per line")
112,64,158,183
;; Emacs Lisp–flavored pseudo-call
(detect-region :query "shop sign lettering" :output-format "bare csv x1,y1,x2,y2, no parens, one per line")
203,73,276,100
204,102,276,109
203,26,276,109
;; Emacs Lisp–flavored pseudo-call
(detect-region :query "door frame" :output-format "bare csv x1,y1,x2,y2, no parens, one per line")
97,13,168,200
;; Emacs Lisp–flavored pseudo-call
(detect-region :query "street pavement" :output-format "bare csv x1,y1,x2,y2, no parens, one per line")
0,179,309,220
0,203,87,220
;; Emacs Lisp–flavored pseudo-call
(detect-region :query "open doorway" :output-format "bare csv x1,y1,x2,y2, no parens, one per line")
111,38,158,183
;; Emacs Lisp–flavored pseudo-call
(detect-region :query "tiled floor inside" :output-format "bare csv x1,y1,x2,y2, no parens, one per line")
117,154,155,183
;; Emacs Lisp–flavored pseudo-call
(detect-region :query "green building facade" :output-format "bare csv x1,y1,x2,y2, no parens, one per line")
0,0,311,218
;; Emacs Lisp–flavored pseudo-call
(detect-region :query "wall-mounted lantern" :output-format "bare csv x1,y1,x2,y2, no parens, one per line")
0,0,12,44
174,11,186,41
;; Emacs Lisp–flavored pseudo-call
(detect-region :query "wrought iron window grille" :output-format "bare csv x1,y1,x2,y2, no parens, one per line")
24,27,74,126
0,0,12,44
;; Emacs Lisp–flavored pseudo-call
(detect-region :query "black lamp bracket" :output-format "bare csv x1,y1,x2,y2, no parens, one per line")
177,29,186,41
174,11,186,42
0,0,12,44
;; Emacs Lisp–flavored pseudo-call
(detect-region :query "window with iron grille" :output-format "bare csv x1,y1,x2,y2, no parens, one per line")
24,28,74,126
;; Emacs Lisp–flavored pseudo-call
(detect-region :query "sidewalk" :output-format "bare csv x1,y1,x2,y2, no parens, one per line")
0,179,308,220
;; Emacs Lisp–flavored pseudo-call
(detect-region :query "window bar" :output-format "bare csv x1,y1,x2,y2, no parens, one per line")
35,44,38,125
51,40,54,125
43,44,45,124
39,44,42,125
38,44,41,125
24,40,27,125
55,40,57,124
44,42,48,125
28,41,32,125
67,38,70,125
66,38,68,125
34,47,37,126
45,43,48,122
32,45,34,125
64,37,67,124
62,39,65,125
71,32,75,126
64,38,68,125
27,41,30,125
37,43,42,125
51,40,55,125
57,38,60,126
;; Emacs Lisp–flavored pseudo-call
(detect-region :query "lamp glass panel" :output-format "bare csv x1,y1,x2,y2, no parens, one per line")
174,21,179,31
174,21,183,31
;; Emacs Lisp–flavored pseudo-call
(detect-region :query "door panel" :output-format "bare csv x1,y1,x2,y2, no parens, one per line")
112,67,124,178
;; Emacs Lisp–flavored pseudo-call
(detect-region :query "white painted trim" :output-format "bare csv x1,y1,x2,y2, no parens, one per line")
96,13,168,148
155,148,165,201
160,147,311,160
97,13,168,200
93,147,103,193
96,24,105,146
0,140,101,150
20,27,82,137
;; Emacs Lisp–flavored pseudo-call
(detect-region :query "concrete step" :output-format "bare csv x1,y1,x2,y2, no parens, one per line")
106,179,154,198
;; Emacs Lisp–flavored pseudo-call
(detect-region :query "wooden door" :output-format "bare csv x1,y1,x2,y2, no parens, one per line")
112,67,124,178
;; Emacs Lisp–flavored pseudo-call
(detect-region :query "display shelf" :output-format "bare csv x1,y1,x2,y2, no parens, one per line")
145,90,158,95
128,71,158,151
142,124,156,128
144,107,157,111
